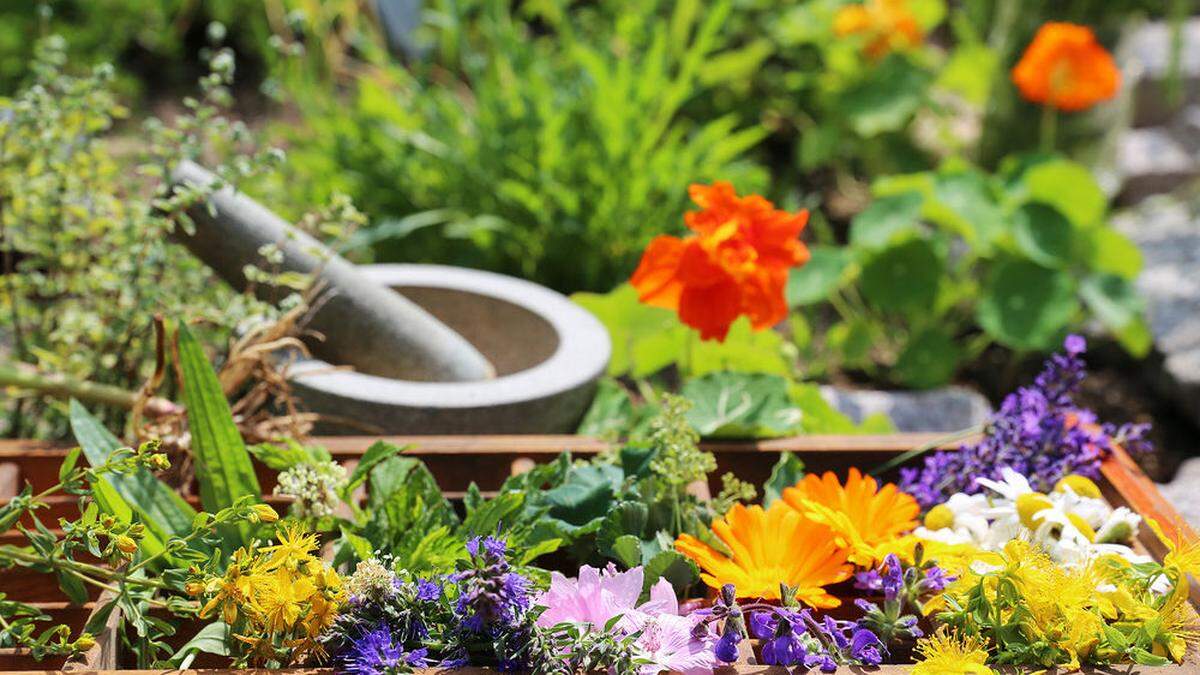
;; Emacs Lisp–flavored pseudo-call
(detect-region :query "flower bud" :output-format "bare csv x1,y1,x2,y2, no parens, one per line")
251,504,279,523
73,633,96,651
184,581,206,596
115,535,138,555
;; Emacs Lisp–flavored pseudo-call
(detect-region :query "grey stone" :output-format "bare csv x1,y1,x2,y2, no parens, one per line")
1158,457,1200,529
818,385,992,433
172,161,494,383
1115,124,1199,203
1120,18,1200,128
1113,196,1200,421
289,264,611,434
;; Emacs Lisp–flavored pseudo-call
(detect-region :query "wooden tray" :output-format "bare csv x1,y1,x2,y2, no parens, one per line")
0,434,1195,673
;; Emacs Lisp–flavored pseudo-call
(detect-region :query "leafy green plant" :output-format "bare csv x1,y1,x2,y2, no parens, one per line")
262,0,769,293
786,155,1149,387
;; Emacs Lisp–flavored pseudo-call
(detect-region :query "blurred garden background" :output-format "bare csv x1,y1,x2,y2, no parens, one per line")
2,1,1200,516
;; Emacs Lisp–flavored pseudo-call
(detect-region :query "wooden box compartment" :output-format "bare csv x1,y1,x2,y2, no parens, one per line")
0,434,1196,673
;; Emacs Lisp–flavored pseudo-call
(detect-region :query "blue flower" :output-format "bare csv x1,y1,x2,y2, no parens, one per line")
341,626,427,675
714,631,741,663
415,577,441,602
850,628,884,666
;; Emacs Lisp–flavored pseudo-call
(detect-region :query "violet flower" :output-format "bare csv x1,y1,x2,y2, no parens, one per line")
900,334,1153,508
341,626,428,675
453,536,532,633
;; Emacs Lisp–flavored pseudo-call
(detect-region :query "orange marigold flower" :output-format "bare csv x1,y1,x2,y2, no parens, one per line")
1012,22,1120,112
833,0,923,58
782,468,920,567
630,182,809,342
674,501,851,606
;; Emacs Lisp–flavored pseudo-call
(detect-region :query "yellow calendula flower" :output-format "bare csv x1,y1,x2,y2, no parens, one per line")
781,468,920,567
674,501,852,606
912,627,994,675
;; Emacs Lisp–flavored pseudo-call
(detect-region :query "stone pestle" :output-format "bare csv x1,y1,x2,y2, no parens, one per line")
171,160,495,382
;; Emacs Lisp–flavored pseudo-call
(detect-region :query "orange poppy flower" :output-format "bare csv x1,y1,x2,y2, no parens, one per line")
781,468,920,567
833,0,923,58
674,501,851,606
1012,23,1120,112
630,182,809,342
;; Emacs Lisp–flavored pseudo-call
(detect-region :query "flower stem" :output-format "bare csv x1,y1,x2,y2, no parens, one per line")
1039,103,1057,153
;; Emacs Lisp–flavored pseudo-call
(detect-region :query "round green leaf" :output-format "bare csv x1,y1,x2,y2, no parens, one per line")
977,260,1079,350
840,55,932,137
1083,228,1143,279
1013,202,1073,267
859,239,942,314
895,328,962,389
786,245,854,306
849,192,924,249
1022,159,1106,227
1079,273,1144,331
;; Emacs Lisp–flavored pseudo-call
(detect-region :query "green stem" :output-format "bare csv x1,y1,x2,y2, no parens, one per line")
0,362,180,416
1039,103,1057,154
868,425,984,477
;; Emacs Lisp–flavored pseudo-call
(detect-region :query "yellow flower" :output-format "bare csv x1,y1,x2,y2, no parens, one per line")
674,501,851,606
200,565,254,625
912,627,994,675
781,468,919,567
833,0,924,58
252,567,316,633
1147,517,1200,607
259,522,319,571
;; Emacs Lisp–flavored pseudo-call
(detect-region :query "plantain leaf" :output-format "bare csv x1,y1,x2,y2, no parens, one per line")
175,323,260,548
69,399,198,562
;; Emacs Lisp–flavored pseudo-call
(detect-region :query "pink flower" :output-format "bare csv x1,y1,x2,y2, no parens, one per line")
534,564,678,628
625,612,718,675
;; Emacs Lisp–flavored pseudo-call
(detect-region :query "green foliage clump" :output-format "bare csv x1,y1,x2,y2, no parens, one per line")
262,0,769,293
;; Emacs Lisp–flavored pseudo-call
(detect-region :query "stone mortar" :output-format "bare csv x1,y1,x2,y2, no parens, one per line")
288,264,611,434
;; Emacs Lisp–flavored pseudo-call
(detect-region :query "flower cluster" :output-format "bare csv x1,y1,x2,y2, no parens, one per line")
854,551,952,646
190,523,344,666
901,335,1153,509
630,181,810,342
274,459,348,519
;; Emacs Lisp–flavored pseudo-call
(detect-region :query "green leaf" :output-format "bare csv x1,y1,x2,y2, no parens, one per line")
575,378,635,439
58,447,80,484
859,239,942,315
170,622,229,669
1083,227,1143,279
1013,202,1073,267
682,372,802,438
895,327,962,389
931,170,1004,249
175,324,260,549
787,243,854,305
977,260,1079,351
788,383,895,434
690,318,792,376
573,284,688,377
1021,159,1106,227
763,453,805,506
826,318,879,368
840,55,932,137
56,568,88,605
1080,274,1149,357
609,534,643,568
848,193,924,249
597,501,649,553
69,400,197,562
937,43,997,104
643,549,699,596
247,439,330,471
544,465,622,526
344,441,407,496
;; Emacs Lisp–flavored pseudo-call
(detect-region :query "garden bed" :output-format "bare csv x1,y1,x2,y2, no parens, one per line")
0,434,1196,673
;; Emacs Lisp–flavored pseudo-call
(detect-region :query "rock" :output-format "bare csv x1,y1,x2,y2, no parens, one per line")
819,385,992,433
1112,197,1200,422
1119,18,1200,128
172,161,495,383
1158,457,1200,528
1115,122,1199,204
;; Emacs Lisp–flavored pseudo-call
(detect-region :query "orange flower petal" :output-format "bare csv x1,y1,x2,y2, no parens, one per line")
1012,22,1120,112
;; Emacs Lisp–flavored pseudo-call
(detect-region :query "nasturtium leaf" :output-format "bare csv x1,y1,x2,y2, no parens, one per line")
682,372,802,438
840,55,932,137
849,193,924,249
572,284,686,377
894,327,963,389
1082,227,1143,280
826,318,878,368
931,170,1004,249
859,239,942,314
977,259,1079,350
690,317,792,377
786,246,855,306
763,452,806,506
1021,159,1106,227
1080,274,1145,333
1013,202,1074,267
937,43,998,104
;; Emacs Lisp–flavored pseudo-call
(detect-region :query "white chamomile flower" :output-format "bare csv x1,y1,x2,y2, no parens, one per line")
1094,506,1141,544
974,467,1035,501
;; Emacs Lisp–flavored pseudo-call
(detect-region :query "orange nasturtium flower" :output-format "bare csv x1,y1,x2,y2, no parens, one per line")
833,0,923,58
630,182,810,342
1012,22,1120,112
674,501,851,606
782,468,920,567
